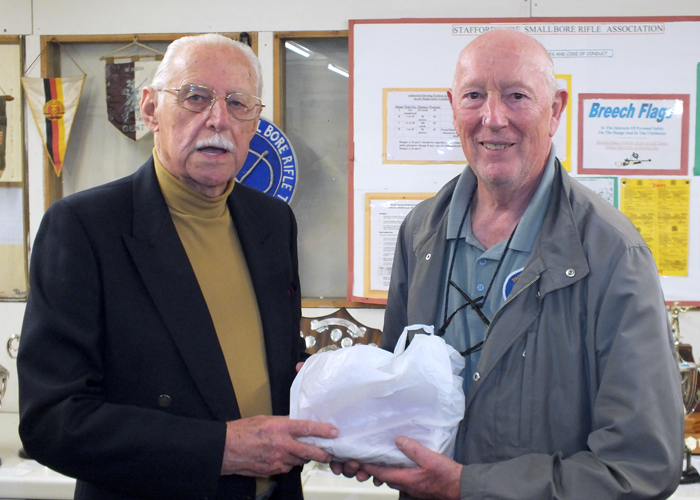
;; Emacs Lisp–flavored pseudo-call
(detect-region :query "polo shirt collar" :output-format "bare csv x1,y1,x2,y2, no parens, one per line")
446,145,557,254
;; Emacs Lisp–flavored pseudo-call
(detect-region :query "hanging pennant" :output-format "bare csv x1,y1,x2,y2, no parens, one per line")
22,40,86,177
22,75,85,176
105,58,160,141
100,37,163,141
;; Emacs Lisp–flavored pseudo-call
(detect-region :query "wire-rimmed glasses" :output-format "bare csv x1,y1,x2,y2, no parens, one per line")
161,83,264,121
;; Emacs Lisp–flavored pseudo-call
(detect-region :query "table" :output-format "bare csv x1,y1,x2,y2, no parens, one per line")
2,410,699,500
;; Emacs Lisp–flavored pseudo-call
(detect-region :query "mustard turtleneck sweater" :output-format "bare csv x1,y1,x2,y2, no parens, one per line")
154,153,275,493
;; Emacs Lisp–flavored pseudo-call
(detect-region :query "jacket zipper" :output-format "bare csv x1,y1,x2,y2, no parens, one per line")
483,274,540,342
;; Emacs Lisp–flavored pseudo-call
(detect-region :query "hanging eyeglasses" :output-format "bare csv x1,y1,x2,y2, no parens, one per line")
436,280,488,356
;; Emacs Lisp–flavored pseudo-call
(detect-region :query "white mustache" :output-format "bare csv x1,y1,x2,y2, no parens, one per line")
195,135,236,153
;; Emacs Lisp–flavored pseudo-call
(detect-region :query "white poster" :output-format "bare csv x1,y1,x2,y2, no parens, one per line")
352,19,700,303
574,176,617,206
384,89,463,163
367,197,425,295
579,94,688,175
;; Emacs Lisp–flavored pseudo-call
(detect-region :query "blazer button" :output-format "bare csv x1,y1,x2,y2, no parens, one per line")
157,394,172,408
472,372,480,382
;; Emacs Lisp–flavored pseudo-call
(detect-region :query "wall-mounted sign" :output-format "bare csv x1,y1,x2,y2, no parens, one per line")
578,93,689,176
237,118,298,203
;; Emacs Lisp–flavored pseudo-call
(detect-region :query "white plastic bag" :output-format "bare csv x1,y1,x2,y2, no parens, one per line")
289,324,465,466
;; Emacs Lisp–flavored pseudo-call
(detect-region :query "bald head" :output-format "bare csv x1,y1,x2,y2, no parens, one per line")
453,30,557,101
446,28,568,197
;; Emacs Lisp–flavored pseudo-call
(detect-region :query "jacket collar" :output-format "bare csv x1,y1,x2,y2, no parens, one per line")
226,183,292,415
465,162,590,408
523,161,589,297
407,159,591,410
124,158,241,421
416,160,590,300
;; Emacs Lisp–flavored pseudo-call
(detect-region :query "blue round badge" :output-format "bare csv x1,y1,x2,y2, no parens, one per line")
502,267,524,301
236,118,298,203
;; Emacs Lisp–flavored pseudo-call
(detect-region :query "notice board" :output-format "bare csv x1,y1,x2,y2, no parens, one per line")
349,16,700,305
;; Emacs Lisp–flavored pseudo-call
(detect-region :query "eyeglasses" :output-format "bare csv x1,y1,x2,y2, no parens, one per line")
161,84,264,121
436,280,490,356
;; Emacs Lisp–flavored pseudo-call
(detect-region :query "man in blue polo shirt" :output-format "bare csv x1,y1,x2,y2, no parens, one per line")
334,28,683,500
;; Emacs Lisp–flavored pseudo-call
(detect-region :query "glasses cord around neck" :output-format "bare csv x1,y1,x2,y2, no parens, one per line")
443,188,476,327
442,188,518,332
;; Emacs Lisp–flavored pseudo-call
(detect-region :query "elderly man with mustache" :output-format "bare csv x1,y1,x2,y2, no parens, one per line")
18,33,337,500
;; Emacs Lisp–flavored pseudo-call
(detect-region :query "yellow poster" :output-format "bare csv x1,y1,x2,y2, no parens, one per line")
620,178,689,276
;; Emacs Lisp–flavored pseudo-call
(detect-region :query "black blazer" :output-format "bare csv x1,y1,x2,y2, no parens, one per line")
18,158,304,500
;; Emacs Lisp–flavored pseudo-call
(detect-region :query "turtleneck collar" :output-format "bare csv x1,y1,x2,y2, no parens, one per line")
153,149,235,219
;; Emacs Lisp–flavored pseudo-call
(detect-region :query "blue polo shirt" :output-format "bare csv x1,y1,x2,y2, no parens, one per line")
435,147,557,392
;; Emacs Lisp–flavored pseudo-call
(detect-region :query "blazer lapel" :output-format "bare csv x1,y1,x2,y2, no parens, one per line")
122,159,240,421
228,185,293,415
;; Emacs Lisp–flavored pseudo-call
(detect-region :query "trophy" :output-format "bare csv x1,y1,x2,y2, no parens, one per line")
2,334,18,410
4,333,29,460
300,307,382,355
0,362,7,409
670,303,700,484
0,362,6,466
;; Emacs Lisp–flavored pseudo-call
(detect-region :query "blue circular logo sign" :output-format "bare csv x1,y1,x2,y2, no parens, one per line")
236,118,298,203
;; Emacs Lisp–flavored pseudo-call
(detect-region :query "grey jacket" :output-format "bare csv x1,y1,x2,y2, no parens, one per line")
382,161,684,499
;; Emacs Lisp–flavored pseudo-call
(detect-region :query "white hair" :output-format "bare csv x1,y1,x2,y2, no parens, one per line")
150,33,263,97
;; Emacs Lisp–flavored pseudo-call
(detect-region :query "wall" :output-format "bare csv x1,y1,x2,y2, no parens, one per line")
2,0,700,413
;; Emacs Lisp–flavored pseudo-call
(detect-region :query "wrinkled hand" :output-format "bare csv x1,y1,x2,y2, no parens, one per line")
360,437,462,500
221,415,338,476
